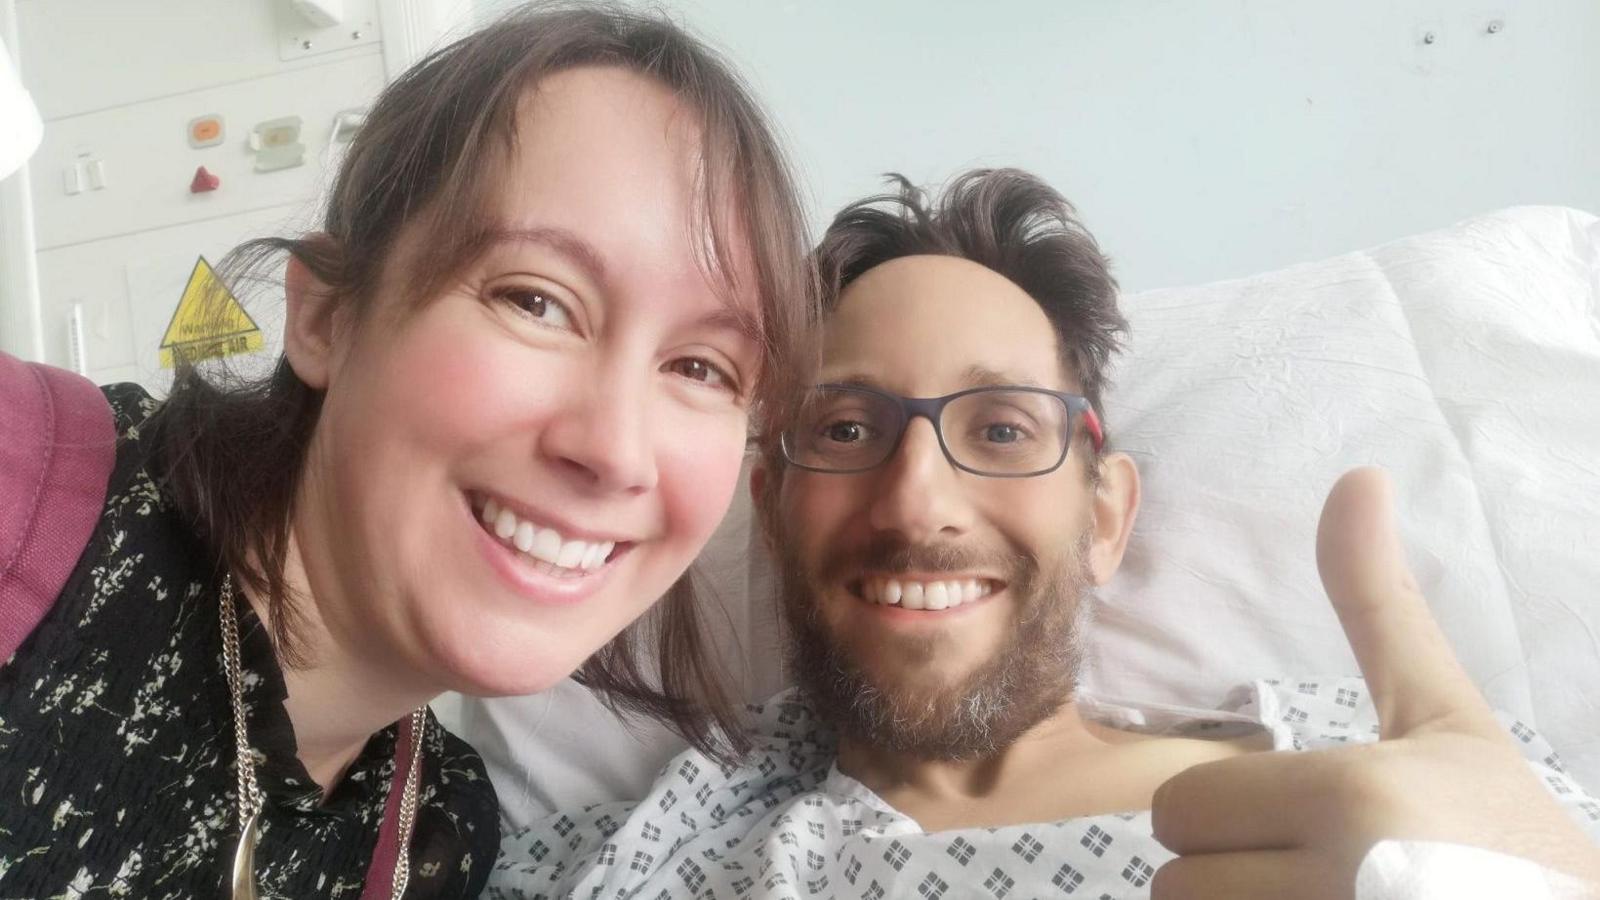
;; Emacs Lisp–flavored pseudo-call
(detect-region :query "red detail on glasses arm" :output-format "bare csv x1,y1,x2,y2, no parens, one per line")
1083,408,1105,452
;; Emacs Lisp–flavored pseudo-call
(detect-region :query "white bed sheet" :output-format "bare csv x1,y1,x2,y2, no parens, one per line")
1085,206,1600,789
441,205,1600,828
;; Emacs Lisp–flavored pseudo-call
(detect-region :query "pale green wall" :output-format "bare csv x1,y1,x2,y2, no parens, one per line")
479,0,1600,291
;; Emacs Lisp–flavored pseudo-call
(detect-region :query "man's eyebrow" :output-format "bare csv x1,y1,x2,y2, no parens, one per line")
820,372,885,390
961,364,1045,389
486,227,608,285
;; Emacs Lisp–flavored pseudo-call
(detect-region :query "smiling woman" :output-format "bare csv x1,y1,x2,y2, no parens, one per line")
0,4,815,898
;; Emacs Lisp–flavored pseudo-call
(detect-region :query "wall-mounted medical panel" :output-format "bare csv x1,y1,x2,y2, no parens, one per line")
28,52,385,251
17,0,381,120
35,204,304,390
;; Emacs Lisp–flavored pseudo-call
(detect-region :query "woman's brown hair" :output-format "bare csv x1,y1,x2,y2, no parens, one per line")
146,1,818,760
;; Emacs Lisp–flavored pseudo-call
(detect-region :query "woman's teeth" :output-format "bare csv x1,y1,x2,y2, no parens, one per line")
860,577,994,610
479,498,614,572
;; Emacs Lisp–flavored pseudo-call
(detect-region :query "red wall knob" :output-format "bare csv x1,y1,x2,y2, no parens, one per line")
190,166,221,193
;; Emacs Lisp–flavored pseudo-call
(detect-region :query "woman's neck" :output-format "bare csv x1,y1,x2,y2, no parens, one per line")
241,539,435,799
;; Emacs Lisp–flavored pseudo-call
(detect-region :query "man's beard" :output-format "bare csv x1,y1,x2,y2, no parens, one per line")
778,528,1093,762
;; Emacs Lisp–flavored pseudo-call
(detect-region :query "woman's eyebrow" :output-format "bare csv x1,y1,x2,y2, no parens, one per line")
484,229,762,344
487,226,609,286
696,305,763,344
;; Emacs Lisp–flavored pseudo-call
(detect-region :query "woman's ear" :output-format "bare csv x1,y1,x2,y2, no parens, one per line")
748,461,781,556
1088,452,1141,585
283,245,340,390
748,462,766,508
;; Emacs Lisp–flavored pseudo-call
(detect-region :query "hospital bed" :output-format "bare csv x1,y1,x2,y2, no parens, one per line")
441,205,1600,830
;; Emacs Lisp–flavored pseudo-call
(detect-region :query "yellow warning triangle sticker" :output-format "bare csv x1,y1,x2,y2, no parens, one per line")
158,256,264,368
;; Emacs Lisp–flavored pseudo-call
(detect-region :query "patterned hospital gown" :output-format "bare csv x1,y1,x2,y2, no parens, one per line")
489,679,1600,900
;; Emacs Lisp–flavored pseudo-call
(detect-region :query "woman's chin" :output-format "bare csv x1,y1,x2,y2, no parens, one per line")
443,657,575,699
416,622,582,699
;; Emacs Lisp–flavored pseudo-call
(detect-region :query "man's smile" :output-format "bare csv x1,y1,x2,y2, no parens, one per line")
848,575,1005,610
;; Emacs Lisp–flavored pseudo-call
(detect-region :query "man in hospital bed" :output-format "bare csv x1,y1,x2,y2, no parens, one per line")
487,169,1600,899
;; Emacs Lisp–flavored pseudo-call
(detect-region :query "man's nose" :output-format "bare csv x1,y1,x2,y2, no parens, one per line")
536,366,658,496
866,417,973,544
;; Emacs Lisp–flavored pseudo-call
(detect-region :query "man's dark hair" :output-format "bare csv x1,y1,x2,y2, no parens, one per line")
813,168,1126,426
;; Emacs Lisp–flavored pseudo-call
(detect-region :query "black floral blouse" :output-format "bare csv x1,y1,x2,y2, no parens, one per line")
0,384,498,898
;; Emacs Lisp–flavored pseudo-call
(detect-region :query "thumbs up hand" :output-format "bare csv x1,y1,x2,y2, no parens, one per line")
1148,468,1600,899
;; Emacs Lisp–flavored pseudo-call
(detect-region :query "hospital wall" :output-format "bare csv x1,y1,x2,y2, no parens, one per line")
1,0,476,388
477,0,1600,292
3,1,1598,389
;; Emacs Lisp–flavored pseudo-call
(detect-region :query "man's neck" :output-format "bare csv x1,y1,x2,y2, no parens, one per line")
835,700,1256,831
241,538,434,800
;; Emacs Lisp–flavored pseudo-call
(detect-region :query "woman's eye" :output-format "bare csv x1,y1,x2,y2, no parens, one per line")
497,286,576,332
666,356,737,392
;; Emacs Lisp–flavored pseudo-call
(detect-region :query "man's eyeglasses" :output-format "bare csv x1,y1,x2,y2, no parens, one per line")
780,384,1104,478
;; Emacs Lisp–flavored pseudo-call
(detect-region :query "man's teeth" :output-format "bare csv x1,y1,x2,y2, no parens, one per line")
479,498,613,572
862,578,993,609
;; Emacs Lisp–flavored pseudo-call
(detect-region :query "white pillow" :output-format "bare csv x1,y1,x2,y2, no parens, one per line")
1085,206,1600,778
443,205,1600,827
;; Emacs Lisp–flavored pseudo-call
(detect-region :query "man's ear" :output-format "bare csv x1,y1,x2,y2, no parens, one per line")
283,244,341,390
1087,452,1141,585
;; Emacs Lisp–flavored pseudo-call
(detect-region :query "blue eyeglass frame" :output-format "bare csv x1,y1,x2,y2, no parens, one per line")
780,383,1106,478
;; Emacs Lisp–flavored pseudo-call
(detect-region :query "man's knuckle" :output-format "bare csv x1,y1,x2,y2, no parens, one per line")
1148,776,1192,846
1148,858,1188,900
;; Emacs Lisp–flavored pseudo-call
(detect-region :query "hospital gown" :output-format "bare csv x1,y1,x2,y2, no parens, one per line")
488,678,1600,899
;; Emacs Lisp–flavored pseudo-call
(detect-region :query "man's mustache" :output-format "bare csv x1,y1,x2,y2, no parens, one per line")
815,534,1031,586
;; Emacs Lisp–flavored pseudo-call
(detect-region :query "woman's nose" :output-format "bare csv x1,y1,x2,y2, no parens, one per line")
537,369,658,495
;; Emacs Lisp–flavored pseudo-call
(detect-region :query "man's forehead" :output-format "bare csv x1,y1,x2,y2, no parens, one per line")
819,255,1069,393
823,363,1050,394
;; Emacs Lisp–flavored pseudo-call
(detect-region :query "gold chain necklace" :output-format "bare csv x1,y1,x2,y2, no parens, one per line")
220,575,427,900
